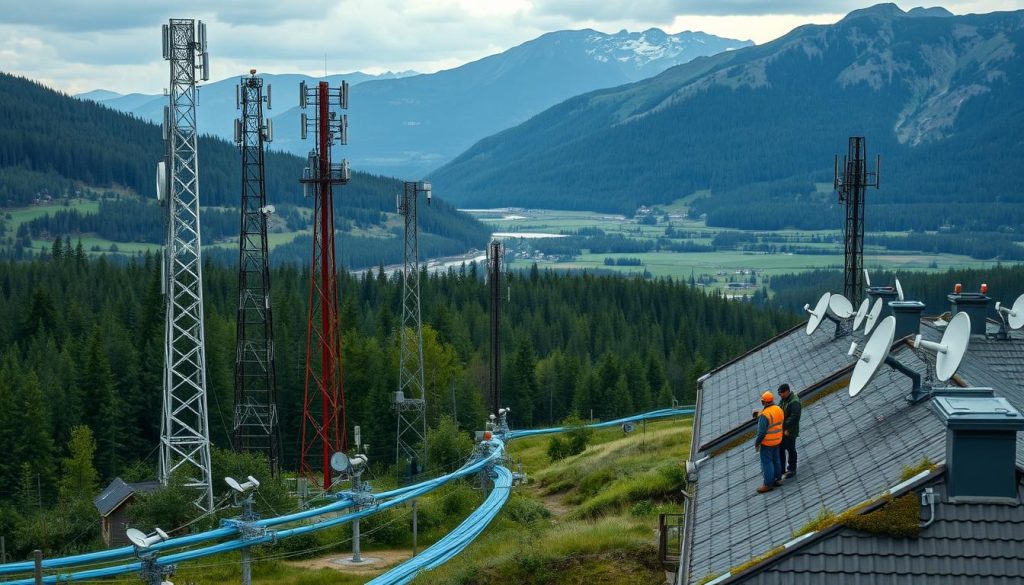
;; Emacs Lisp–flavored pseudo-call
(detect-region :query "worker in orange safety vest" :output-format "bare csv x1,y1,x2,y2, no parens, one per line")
753,391,784,494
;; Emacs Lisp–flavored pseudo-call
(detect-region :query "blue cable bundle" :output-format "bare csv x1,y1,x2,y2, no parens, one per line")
367,466,513,585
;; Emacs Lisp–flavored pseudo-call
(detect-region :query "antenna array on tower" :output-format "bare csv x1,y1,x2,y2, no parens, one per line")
834,137,880,305
158,18,214,512
233,70,281,473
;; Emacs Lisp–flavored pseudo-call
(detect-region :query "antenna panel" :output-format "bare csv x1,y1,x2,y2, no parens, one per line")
805,292,831,335
235,85,240,110
234,119,242,145
339,114,348,145
264,119,273,143
935,312,970,382
299,81,307,109
162,105,170,140
853,298,870,331
267,84,272,110
155,161,167,202
300,113,307,140
850,315,896,397
864,298,884,335
200,52,210,81
997,293,1024,330
828,293,854,319
162,24,170,59
198,21,207,52
340,80,349,109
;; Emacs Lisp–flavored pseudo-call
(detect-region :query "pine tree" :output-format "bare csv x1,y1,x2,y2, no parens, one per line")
79,328,122,479
58,426,99,503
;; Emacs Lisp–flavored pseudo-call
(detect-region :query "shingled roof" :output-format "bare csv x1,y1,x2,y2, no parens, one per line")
680,306,1024,585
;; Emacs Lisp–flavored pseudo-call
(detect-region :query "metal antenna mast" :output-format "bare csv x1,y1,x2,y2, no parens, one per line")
487,239,503,415
232,70,281,473
299,80,350,490
394,181,431,475
834,137,880,304
158,18,213,512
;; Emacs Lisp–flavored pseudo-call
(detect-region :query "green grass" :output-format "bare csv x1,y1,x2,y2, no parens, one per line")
413,418,692,584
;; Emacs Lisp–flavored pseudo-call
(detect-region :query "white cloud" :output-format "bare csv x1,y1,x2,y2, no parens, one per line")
2,0,1020,94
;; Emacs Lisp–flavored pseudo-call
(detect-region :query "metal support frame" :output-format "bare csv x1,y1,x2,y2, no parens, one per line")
487,240,503,416
834,137,880,305
394,181,431,473
233,70,281,473
159,17,214,513
299,80,350,490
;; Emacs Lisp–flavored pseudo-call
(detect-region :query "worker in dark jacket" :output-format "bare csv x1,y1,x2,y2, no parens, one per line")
778,383,801,478
753,391,784,494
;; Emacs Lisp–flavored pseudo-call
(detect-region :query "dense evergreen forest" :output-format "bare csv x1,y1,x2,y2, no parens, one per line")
0,73,492,266
0,251,795,557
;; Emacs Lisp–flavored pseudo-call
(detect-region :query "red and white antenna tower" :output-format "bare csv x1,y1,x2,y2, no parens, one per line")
298,80,350,490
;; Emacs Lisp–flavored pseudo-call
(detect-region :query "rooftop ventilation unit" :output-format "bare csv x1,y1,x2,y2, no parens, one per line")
932,395,1024,503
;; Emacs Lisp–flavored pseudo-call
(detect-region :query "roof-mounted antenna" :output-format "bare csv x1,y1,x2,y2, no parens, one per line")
995,293,1024,339
849,316,896,397
895,278,904,301
853,297,870,332
910,312,972,402
863,298,884,335
804,292,854,338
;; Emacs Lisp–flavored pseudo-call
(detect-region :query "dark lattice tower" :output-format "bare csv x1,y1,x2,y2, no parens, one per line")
232,70,281,473
299,80,350,490
394,181,431,473
834,137,880,304
487,239,503,415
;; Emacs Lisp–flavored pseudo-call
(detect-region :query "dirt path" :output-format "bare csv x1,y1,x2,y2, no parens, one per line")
285,549,413,576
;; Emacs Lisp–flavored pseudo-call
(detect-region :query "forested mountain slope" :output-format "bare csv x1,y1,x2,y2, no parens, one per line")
433,5,1024,233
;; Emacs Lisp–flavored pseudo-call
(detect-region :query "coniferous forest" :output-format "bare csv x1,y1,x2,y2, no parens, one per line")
0,250,795,558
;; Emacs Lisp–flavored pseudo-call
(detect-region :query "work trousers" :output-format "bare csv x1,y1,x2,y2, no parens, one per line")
759,445,781,486
780,435,797,473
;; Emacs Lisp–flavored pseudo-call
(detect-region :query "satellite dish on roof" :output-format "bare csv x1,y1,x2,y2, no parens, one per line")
127,527,168,549
828,293,854,319
996,293,1024,330
863,298,884,335
913,311,971,382
853,298,870,331
804,292,831,335
895,278,905,301
224,476,260,494
850,315,896,397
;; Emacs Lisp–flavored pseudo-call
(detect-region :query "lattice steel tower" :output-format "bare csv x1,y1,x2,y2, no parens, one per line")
834,137,880,304
299,80,350,490
158,18,213,512
487,239,503,415
232,70,281,473
394,181,431,473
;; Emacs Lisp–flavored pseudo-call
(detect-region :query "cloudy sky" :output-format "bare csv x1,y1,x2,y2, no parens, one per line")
2,0,1020,94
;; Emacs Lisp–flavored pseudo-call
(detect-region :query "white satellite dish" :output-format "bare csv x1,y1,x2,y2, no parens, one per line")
850,316,896,397
863,269,871,288
828,293,854,319
127,527,169,549
895,278,905,301
330,452,351,473
853,298,870,331
913,311,971,382
804,292,832,335
996,293,1024,330
863,298,884,335
224,476,260,493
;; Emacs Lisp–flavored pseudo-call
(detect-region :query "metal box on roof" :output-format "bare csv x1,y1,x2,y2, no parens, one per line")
932,395,1024,503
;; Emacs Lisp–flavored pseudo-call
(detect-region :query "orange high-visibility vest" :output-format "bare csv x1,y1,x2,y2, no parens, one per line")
761,404,784,447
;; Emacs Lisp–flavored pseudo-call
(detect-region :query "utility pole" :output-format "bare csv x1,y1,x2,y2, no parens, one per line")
299,80,350,490
394,181,431,476
233,70,281,473
834,137,881,304
158,17,214,513
487,239,503,415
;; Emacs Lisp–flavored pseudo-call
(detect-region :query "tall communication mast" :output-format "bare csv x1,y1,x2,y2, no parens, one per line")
299,80,350,490
232,70,281,473
487,239,503,415
394,181,431,475
158,18,214,512
834,137,881,304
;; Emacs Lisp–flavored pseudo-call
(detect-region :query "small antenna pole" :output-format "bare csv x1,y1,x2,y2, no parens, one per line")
834,137,881,305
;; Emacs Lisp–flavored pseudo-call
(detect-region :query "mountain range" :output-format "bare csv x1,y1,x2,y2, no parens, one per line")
433,4,1024,233
78,29,751,179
